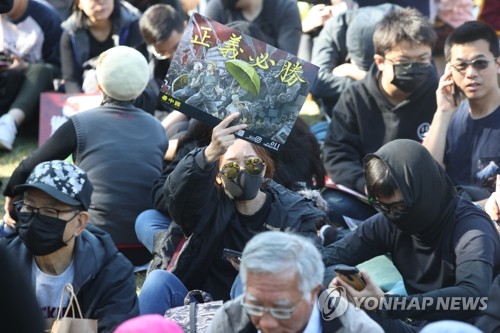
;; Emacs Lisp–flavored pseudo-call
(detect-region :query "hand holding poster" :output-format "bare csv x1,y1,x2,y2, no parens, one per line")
159,13,319,151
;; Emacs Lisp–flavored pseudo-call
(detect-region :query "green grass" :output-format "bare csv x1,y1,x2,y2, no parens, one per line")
0,132,37,215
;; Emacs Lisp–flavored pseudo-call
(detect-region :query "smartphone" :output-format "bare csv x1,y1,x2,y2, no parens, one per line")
334,264,366,291
451,82,461,107
222,248,242,263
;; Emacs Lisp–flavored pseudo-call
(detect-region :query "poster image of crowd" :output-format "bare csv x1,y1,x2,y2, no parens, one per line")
159,13,319,151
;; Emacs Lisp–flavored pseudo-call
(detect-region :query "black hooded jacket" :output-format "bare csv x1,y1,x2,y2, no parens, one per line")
322,139,500,324
323,64,438,194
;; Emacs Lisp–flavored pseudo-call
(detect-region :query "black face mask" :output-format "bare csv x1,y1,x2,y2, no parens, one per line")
384,211,407,223
16,212,72,256
391,63,431,93
221,171,263,201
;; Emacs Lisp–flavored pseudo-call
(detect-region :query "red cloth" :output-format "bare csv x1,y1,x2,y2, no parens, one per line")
478,0,500,35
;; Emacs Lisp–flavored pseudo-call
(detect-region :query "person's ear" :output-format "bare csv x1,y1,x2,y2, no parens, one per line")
73,211,89,236
374,54,386,71
496,58,500,75
311,284,322,303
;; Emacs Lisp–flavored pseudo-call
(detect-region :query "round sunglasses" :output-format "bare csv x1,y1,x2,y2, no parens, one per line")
220,158,264,180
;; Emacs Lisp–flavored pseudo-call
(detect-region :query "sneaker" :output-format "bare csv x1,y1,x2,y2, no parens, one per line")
0,113,17,150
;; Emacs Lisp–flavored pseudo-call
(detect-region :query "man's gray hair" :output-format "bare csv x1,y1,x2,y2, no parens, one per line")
240,231,324,296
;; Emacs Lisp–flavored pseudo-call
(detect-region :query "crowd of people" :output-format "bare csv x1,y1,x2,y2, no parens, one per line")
1,0,500,332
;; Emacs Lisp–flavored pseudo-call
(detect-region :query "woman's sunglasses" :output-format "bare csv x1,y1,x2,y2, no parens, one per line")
220,158,265,180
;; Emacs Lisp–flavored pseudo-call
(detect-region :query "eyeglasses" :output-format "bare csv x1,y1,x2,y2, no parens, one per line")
220,158,265,180
368,197,409,215
240,296,300,320
15,200,80,222
450,58,497,74
384,57,432,69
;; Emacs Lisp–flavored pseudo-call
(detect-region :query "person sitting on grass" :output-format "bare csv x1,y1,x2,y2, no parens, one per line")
3,46,168,266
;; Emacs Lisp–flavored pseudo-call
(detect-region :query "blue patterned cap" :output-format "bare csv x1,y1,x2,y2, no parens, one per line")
15,160,93,210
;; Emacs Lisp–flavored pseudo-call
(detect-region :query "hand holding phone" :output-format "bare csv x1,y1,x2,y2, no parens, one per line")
441,63,461,109
334,264,366,291
451,82,462,107
222,248,242,271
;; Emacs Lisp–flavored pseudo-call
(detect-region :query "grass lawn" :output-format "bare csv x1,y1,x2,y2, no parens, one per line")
0,131,37,213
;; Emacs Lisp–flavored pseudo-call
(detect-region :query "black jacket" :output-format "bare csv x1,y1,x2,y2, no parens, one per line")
0,0,12,13
163,148,325,298
0,243,44,333
310,4,399,114
4,225,139,333
477,274,500,333
323,140,500,326
205,0,301,55
323,64,438,193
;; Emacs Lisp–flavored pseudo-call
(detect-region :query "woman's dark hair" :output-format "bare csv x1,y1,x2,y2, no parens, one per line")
271,117,325,190
254,145,275,179
177,119,212,150
364,155,398,199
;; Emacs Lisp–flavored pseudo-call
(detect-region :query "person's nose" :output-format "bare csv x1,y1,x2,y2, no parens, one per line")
464,63,479,79
257,312,280,332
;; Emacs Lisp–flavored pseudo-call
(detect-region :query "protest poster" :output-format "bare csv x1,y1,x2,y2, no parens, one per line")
159,13,319,151
38,92,102,146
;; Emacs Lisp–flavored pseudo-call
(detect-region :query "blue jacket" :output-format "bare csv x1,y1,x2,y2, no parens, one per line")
4,224,139,333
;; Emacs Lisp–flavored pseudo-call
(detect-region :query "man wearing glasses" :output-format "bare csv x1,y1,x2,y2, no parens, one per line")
322,7,439,226
423,21,500,226
208,231,383,333
2,160,139,332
